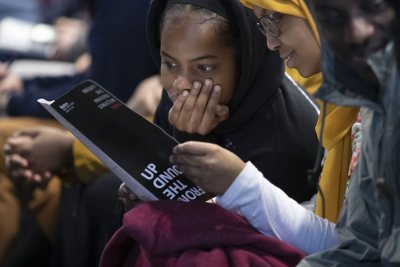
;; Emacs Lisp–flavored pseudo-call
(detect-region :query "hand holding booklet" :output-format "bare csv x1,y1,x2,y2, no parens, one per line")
38,80,210,202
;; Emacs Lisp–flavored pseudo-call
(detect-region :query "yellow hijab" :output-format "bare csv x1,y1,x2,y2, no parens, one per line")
241,0,359,222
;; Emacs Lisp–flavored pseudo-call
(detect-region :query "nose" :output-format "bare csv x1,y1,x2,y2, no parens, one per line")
266,35,281,51
346,16,374,46
173,76,192,92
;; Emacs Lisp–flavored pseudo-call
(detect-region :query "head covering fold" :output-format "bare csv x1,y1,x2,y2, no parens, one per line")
167,0,227,18
240,0,319,44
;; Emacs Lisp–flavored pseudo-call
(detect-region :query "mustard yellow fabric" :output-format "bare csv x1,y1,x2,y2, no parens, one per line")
240,0,359,222
0,117,63,261
315,106,358,222
287,69,322,95
73,138,108,184
241,0,320,43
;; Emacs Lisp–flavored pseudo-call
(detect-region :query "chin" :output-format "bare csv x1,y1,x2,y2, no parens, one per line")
297,69,312,78
298,65,320,78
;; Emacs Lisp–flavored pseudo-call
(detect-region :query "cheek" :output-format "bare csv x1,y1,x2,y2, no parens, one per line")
217,71,237,104
220,84,235,104
300,40,320,71
160,70,172,94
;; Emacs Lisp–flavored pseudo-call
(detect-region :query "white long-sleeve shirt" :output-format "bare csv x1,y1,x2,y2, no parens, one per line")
216,162,340,255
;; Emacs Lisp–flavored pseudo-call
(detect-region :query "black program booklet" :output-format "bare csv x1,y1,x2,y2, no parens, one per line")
38,80,210,202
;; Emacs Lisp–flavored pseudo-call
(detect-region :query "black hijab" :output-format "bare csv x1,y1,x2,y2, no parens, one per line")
147,0,284,136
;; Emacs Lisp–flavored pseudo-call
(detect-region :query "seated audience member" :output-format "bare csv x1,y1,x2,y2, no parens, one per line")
171,0,400,265
244,0,359,222
0,0,158,266
149,0,319,203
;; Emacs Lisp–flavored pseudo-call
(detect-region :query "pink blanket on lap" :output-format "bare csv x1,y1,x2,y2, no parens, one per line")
100,200,304,267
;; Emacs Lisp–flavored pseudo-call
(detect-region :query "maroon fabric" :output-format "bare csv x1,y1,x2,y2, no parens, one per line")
100,201,304,267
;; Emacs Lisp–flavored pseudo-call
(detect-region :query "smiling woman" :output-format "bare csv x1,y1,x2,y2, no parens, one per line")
241,0,361,223
253,7,320,78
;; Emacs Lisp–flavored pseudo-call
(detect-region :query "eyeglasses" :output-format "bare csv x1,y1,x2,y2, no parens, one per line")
256,12,282,38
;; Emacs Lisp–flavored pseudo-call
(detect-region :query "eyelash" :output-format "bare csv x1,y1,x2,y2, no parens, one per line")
161,61,177,70
161,61,215,73
198,65,215,72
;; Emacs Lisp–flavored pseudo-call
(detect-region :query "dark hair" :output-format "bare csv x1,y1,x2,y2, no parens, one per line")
386,0,400,65
159,3,239,52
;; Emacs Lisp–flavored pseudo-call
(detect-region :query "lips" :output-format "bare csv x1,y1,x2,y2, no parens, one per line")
280,50,294,60
280,51,295,68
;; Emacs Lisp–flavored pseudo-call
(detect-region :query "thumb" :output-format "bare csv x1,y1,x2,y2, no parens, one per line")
12,128,40,138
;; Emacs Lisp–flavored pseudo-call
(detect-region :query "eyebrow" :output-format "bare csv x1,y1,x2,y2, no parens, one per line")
160,50,217,62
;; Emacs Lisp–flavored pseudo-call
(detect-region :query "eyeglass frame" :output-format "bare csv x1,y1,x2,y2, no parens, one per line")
256,12,281,38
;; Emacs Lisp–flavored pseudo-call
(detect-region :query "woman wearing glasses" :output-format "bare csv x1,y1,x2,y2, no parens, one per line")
244,0,360,223
254,1,321,94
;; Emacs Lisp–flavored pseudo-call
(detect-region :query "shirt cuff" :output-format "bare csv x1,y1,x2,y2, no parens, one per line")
216,161,259,210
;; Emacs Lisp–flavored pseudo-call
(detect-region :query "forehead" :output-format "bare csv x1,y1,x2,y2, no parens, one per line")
160,15,227,57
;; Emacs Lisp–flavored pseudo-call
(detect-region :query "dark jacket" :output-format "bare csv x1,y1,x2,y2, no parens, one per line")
6,0,158,117
148,0,319,202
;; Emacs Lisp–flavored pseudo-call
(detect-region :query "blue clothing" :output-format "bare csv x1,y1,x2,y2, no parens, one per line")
0,0,82,23
6,0,158,118
0,0,40,22
7,74,86,117
88,0,158,102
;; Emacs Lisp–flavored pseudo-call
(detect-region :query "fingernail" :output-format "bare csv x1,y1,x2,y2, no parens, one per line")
182,90,189,97
193,81,201,89
205,79,211,86
213,85,221,93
